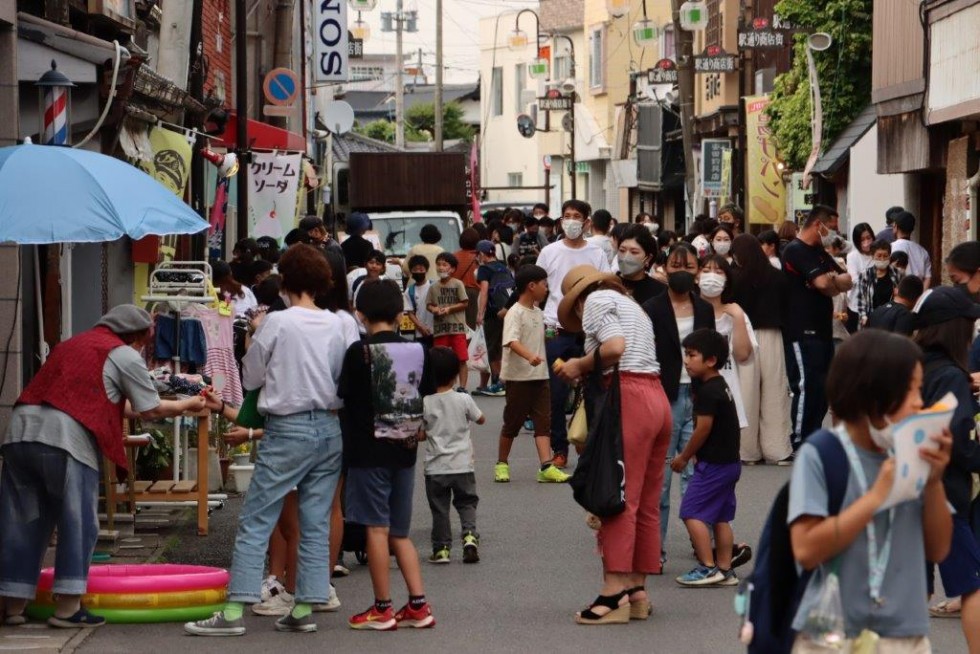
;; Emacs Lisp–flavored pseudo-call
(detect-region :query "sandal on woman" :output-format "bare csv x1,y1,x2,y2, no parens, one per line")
574,591,630,625
929,599,961,619
626,586,652,620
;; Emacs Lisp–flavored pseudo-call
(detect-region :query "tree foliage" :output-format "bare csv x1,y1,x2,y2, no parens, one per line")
766,0,873,170
354,101,475,144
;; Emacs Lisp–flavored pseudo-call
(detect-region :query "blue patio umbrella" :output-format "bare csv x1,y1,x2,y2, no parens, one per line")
0,143,209,244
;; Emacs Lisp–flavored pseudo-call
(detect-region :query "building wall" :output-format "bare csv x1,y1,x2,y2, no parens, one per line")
846,124,911,235
202,0,233,105
693,0,740,119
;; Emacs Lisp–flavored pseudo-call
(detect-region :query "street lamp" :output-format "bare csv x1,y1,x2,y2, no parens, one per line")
633,1,658,47
508,8,540,51
351,11,371,40
802,32,832,187
349,0,376,9
606,0,629,18
679,1,708,31
35,60,74,146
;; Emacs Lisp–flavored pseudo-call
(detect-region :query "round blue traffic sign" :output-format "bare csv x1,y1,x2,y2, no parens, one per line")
263,68,299,106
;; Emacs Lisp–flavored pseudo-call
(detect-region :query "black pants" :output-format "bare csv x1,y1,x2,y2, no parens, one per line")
424,473,478,550
784,335,834,447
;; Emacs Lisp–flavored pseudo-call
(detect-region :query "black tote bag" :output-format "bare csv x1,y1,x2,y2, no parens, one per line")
569,349,626,517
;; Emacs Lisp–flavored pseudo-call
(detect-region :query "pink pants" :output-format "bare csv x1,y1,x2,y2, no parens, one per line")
598,373,673,574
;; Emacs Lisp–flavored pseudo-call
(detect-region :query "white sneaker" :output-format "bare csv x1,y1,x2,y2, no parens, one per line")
313,584,341,612
260,575,284,602
251,591,294,616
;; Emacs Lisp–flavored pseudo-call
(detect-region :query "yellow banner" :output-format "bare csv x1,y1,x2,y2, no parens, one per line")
745,96,786,226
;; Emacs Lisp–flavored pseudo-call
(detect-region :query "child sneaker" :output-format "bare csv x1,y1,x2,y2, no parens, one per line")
349,605,397,631
275,612,317,633
484,382,506,396
462,532,480,564
261,575,285,601
251,590,294,615
537,464,571,483
676,565,724,587
428,547,450,564
394,602,435,629
184,611,245,637
313,584,341,612
717,568,739,587
731,543,753,569
494,462,510,483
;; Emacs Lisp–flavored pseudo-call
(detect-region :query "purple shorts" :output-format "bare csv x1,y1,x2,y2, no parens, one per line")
679,460,741,525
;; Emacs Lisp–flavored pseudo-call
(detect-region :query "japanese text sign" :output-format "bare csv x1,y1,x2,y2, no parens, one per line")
248,152,302,242
745,95,786,225
314,0,349,82
701,138,731,198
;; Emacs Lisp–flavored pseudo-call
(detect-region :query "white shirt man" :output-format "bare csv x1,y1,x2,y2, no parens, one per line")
889,211,932,288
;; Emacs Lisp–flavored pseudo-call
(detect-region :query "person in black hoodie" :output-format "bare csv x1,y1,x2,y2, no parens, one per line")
641,242,714,564
913,286,980,650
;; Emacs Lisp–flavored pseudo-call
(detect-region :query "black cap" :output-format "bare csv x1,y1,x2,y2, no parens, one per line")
912,286,980,328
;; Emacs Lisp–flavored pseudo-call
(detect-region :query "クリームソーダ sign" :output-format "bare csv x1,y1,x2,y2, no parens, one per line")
314,0,349,82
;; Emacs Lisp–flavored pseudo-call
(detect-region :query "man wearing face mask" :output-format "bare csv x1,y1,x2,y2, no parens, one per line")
781,205,853,449
536,199,612,468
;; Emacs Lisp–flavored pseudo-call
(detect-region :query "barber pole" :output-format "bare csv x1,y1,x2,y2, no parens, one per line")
43,85,69,145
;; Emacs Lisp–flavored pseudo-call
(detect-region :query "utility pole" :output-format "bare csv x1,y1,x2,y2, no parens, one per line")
434,0,443,151
671,0,697,219
394,0,405,148
235,0,249,241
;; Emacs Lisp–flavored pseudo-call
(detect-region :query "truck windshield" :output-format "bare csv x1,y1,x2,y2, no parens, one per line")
372,216,462,257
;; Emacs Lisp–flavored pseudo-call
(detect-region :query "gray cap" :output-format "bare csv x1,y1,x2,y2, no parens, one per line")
96,304,153,334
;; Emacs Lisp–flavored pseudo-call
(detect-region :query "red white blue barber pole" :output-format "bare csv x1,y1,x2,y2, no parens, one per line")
35,60,74,146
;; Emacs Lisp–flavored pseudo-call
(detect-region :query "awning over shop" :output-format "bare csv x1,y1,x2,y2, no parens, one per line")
812,105,877,177
215,113,306,152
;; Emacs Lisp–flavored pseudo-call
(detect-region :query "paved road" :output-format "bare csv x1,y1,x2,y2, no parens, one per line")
80,395,964,653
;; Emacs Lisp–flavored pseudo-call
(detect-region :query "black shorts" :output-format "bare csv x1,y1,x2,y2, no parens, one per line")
484,314,503,363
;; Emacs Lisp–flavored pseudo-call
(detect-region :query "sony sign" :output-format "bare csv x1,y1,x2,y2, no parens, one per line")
314,0,349,83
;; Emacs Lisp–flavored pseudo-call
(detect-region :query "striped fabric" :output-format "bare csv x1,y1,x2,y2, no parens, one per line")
582,289,660,375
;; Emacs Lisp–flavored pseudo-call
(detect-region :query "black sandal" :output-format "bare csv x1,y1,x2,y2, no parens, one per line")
625,586,652,620
574,590,630,625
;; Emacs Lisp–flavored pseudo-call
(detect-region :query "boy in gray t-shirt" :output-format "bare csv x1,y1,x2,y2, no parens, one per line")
420,347,485,565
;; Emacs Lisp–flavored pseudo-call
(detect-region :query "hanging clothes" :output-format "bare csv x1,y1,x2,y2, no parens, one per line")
184,303,243,407
154,314,208,367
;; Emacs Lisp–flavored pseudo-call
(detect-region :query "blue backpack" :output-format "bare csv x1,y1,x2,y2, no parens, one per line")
737,429,849,653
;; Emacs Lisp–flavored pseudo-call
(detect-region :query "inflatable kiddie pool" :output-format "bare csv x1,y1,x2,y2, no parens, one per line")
27,564,228,624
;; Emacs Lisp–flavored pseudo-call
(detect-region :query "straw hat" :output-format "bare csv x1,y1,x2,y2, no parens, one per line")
557,264,618,333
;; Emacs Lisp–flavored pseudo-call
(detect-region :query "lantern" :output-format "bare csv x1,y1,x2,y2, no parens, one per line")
349,0,376,11
606,0,629,18
35,60,74,146
508,28,529,51
351,12,371,40
679,1,708,31
528,57,550,79
633,19,658,46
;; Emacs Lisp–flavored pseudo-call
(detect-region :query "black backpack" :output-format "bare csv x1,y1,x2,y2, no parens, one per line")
485,262,516,312
738,429,849,653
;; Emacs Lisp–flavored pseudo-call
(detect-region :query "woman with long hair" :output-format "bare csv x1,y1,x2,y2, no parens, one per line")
845,223,876,332
555,265,671,625
213,260,258,318
730,234,793,464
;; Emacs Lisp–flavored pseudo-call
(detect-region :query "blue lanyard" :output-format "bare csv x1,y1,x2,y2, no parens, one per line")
834,425,895,605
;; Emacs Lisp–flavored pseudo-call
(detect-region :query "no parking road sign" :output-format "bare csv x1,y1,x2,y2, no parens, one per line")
263,68,300,107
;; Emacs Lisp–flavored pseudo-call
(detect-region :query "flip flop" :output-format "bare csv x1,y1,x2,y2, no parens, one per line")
929,600,961,619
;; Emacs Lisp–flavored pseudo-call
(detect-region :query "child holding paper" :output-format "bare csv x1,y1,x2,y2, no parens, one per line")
913,286,980,651
787,330,952,653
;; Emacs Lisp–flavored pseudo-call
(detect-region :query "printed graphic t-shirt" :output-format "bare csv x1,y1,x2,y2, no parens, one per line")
426,278,469,337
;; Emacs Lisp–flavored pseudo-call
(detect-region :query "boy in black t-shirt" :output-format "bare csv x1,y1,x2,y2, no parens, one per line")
339,279,436,631
867,274,923,336
673,329,743,588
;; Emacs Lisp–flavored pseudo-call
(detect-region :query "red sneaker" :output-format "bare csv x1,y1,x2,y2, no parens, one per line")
394,602,435,629
348,605,397,631
552,453,568,469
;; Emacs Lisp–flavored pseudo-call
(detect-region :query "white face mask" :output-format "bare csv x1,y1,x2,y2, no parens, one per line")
874,260,890,270
562,219,584,240
438,271,451,280
868,417,895,450
713,240,731,256
617,253,646,276
699,271,726,298
821,227,837,248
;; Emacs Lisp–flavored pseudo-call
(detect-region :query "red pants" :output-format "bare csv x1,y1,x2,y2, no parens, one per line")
598,373,672,574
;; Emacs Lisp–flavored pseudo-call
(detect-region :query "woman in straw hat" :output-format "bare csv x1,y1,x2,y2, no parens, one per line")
555,265,671,626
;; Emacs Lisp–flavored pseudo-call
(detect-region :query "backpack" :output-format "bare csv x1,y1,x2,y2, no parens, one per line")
363,342,425,440
485,262,515,312
738,429,849,653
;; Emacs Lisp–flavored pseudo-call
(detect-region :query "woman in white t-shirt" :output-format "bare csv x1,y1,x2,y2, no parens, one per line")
845,223,875,333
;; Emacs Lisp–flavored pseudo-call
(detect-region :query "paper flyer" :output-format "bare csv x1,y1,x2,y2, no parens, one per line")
879,392,958,511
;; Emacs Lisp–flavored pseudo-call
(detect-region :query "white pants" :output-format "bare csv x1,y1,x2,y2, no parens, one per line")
739,328,792,463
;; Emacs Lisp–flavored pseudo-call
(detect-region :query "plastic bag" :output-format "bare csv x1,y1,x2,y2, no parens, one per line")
467,326,490,373
800,572,846,649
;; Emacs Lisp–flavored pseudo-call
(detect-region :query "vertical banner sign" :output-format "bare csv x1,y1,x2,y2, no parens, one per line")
248,152,303,242
745,95,787,226
314,0,349,82
468,141,481,221
719,149,732,208
790,172,814,223
700,138,731,198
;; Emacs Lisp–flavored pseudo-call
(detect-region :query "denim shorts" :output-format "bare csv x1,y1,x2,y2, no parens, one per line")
345,466,416,538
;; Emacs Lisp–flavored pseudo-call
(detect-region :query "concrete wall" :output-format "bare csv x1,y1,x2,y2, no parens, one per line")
846,124,912,236
202,0,233,105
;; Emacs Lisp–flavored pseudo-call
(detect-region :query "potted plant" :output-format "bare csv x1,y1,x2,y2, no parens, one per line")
231,442,252,467
135,429,174,481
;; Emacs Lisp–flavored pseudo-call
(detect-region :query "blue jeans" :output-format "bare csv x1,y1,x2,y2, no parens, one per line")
0,442,100,598
545,331,583,456
660,384,695,552
227,411,343,604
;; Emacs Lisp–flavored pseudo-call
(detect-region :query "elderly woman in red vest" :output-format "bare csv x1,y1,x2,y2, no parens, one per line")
0,305,205,628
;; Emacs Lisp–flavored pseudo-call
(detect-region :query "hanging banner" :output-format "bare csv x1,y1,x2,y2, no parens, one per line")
701,138,731,198
745,95,786,226
248,152,303,242
719,149,732,208
139,126,192,196
313,0,349,82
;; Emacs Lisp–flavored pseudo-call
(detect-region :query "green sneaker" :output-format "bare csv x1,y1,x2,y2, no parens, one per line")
428,547,450,564
537,464,571,483
462,532,480,564
494,462,510,483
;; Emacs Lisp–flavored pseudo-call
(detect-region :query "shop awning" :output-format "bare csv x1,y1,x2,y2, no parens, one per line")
215,113,306,152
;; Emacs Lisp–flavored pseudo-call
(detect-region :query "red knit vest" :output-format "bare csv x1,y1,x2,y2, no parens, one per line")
17,326,130,469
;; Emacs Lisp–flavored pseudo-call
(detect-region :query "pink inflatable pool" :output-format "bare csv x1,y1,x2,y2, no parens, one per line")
36,564,229,595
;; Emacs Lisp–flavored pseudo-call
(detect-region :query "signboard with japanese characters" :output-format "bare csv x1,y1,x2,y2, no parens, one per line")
745,95,786,226
538,96,573,111
791,172,815,223
701,138,731,198
313,0,349,82
737,17,789,50
694,46,736,74
647,58,678,85
248,152,303,242
349,36,364,58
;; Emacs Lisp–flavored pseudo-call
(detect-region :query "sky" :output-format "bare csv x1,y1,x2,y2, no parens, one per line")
350,0,537,84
